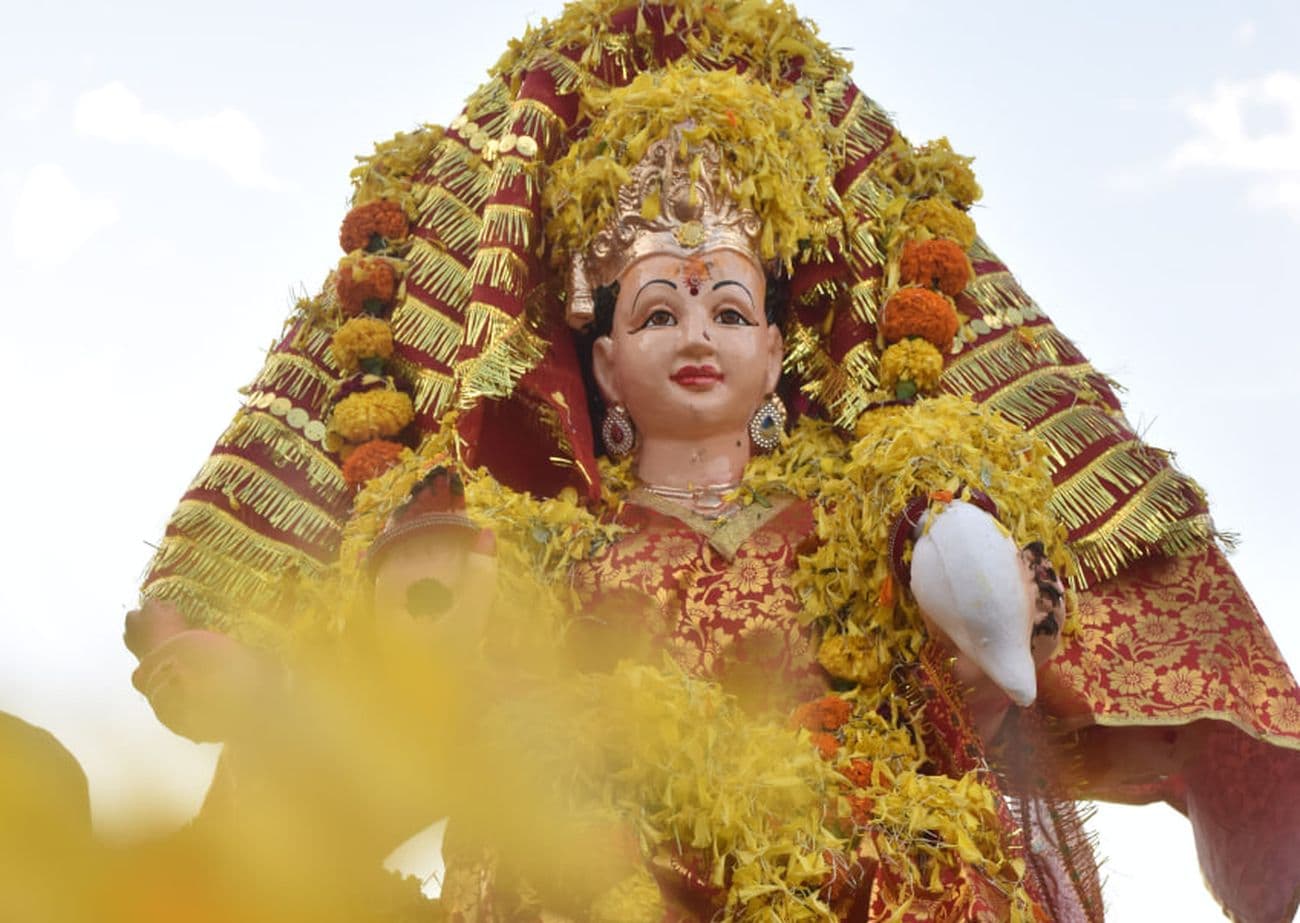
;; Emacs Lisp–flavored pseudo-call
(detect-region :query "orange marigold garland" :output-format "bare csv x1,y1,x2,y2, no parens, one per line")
899,239,972,297
331,316,394,373
339,199,408,253
330,389,415,443
336,254,398,317
342,439,408,488
880,287,959,348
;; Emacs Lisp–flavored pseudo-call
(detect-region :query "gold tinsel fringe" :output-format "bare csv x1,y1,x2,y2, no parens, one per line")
249,352,336,403
418,186,483,253
391,357,456,417
222,412,346,499
1030,405,1132,469
163,500,328,571
468,245,530,293
456,315,548,405
481,203,535,251
405,238,473,310
391,294,465,365
943,326,1086,398
189,454,340,545
426,141,494,208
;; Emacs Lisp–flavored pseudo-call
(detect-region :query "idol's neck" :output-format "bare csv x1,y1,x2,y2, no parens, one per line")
634,429,750,489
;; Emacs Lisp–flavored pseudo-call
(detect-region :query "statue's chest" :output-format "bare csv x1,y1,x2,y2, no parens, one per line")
570,498,828,711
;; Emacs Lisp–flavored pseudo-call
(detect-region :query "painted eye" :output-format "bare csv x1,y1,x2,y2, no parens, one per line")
639,308,676,329
716,307,754,326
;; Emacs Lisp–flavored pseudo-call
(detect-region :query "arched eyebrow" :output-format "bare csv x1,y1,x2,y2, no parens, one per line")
712,279,755,307
633,278,677,310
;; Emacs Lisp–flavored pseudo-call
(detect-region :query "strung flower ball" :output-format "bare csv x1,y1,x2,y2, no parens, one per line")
330,389,414,443
902,197,977,249
339,199,408,253
331,316,394,373
342,439,407,487
816,632,891,686
879,339,944,398
336,253,398,317
880,287,960,349
899,239,973,296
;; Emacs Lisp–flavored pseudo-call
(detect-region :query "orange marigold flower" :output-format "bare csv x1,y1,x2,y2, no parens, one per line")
336,254,398,317
791,694,853,732
880,287,959,348
339,199,408,253
809,732,840,760
848,794,875,826
342,439,406,487
841,758,873,788
899,238,973,296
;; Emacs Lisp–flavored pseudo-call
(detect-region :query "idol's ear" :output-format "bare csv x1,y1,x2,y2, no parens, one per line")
763,322,783,394
592,336,621,406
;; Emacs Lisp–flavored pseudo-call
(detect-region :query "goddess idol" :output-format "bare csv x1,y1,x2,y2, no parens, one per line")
125,1,1300,920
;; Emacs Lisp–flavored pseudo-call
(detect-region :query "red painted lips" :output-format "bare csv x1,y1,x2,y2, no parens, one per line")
670,365,724,387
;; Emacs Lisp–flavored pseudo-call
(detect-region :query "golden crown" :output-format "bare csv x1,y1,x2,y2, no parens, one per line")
565,125,764,328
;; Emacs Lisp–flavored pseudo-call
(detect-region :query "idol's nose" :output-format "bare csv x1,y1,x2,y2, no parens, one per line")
678,307,715,354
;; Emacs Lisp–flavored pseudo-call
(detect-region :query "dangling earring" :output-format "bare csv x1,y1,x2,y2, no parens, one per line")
749,393,787,452
601,403,637,458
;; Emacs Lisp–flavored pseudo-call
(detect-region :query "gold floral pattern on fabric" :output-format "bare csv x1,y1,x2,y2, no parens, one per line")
1044,544,1300,747
571,498,826,714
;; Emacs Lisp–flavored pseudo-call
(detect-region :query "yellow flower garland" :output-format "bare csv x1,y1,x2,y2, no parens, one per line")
544,63,843,272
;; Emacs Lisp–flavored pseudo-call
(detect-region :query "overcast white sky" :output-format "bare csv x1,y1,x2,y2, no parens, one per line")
2,2,1299,919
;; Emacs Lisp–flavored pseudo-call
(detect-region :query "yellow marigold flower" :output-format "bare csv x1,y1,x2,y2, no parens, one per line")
330,389,414,443
589,870,664,923
879,339,944,395
331,317,393,373
817,633,891,686
903,198,977,249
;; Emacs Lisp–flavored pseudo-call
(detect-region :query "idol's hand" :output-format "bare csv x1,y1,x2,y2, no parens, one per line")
131,628,277,743
123,597,189,660
910,500,1039,707
371,525,498,657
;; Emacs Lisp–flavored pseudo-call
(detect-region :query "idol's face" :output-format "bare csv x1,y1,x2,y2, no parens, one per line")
592,249,782,444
